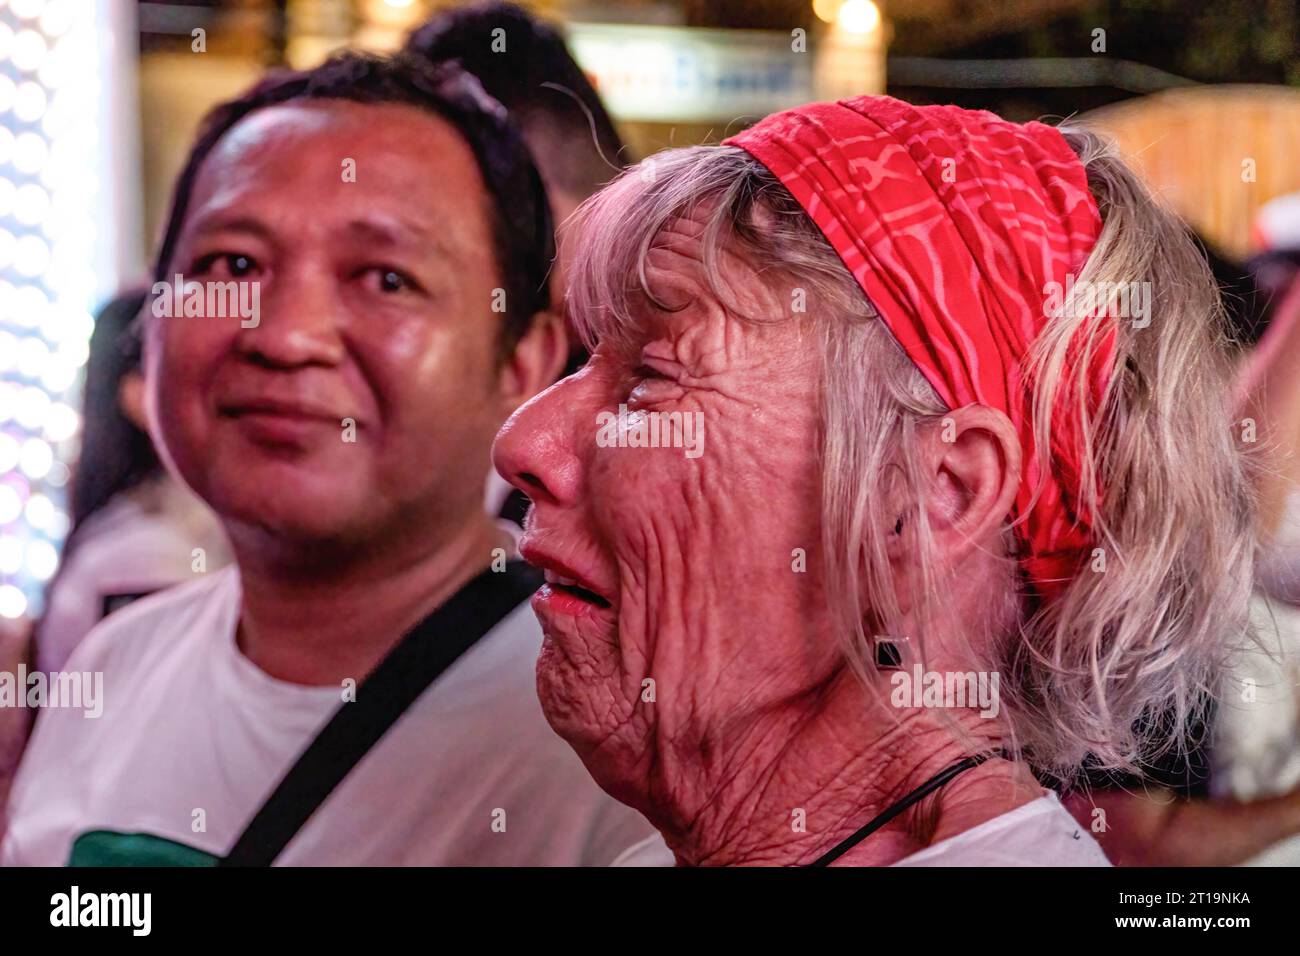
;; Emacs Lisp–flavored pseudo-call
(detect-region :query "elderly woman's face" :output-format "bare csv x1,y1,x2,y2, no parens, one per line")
494,213,842,819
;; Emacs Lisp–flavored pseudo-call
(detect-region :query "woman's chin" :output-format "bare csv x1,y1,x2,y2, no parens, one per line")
536,641,607,745
536,637,639,762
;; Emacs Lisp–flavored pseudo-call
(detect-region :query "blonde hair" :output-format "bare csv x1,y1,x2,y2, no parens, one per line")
564,127,1257,783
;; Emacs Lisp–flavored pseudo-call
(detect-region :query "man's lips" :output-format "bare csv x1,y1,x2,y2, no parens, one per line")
218,397,344,421
217,398,349,445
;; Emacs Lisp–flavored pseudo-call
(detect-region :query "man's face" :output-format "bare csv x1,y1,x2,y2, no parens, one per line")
147,101,510,551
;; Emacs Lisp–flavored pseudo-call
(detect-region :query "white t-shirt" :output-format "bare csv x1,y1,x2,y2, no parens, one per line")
612,791,1110,866
891,791,1109,866
1,566,669,866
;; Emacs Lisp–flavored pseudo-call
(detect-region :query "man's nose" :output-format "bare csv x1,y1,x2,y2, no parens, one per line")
492,374,588,508
235,265,346,368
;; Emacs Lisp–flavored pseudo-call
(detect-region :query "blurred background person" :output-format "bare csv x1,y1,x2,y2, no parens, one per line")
406,1,631,525
1207,210,1300,864
407,1,628,241
33,288,229,675
1241,193,1300,593
1249,193,1300,315
5,289,230,834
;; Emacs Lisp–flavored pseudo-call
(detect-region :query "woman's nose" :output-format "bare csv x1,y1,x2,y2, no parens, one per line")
492,375,587,509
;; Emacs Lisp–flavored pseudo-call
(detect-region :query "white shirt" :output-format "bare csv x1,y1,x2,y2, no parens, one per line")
2,565,668,866
891,791,1109,866
613,790,1110,866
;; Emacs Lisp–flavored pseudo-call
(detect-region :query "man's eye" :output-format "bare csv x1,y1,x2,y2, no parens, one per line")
193,253,258,278
361,267,422,295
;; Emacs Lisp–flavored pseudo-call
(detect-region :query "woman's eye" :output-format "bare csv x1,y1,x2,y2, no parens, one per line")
193,252,258,278
627,363,681,405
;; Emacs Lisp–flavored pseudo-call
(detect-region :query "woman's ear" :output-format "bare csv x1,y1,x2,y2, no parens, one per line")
920,404,1021,568
497,310,569,414
886,404,1021,577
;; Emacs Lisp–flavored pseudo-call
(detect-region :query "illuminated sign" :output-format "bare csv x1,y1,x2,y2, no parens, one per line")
566,23,815,124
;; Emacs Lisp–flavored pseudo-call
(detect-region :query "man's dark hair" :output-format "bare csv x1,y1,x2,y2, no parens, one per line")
406,1,627,204
153,50,554,347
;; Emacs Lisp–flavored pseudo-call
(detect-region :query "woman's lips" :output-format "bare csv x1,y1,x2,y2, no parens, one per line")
541,570,612,608
519,539,616,618
532,583,615,620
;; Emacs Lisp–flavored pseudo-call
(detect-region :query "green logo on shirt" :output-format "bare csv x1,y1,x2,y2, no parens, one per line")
69,830,218,867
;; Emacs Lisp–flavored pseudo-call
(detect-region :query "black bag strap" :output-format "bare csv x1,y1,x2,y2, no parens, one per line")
219,559,541,867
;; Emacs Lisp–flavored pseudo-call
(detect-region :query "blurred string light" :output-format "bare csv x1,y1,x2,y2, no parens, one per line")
812,0,882,35
0,0,128,618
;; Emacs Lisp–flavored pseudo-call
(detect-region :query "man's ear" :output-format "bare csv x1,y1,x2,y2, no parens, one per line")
496,310,569,412
117,371,149,432
887,404,1021,573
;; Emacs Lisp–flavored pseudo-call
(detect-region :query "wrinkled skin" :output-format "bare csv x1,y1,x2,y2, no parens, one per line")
495,209,1042,866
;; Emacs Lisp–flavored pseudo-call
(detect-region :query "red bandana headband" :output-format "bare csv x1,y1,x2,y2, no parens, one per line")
724,96,1112,598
